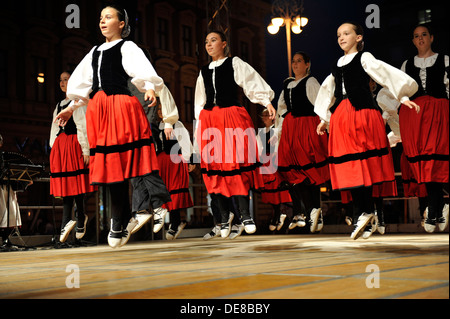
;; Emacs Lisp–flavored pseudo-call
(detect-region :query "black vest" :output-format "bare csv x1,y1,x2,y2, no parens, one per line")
201,57,241,109
283,76,317,117
90,40,132,99
330,51,377,113
57,100,77,136
151,123,181,156
404,53,448,100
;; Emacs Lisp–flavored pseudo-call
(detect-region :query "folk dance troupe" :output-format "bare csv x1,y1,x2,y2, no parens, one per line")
45,4,448,249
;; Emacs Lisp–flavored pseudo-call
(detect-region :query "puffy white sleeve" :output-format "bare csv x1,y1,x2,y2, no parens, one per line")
67,47,95,102
361,52,418,104
306,77,321,105
49,106,60,148
122,41,164,93
157,85,179,128
72,104,90,156
232,57,275,107
194,73,206,121
314,74,336,123
376,88,401,138
274,90,287,139
173,121,193,162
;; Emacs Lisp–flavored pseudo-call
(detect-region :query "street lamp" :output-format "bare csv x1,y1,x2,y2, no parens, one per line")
267,0,308,77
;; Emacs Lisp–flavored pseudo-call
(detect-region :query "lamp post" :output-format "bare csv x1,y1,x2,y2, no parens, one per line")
267,0,308,77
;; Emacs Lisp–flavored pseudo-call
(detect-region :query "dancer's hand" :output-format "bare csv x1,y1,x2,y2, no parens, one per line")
54,106,74,126
403,100,420,114
266,104,276,120
317,121,328,135
145,89,157,107
164,127,173,140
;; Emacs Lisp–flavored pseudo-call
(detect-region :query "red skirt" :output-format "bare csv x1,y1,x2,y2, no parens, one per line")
399,96,449,184
328,99,395,191
50,133,95,197
86,91,159,185
278,114,329,185
340,181,398,204
260,154,292,205
198,106,264,197
157,152,193,211
400,151,428,197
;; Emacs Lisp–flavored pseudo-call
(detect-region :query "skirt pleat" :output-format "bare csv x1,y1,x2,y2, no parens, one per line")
157,152,193,211
328,99,395,191
50,132,95,197
198,106,264,197
400,152,428,197
260,154,292,205
399,96,449,184
277,114,329,185
86,91,159,185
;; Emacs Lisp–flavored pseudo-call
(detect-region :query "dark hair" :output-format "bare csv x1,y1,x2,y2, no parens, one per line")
104,3,126,21
413,23,434,37
207,30,230,56
341,21,365,51
293,51,311,74
103,3,130,38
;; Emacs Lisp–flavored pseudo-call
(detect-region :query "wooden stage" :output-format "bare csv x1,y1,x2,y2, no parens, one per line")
0,233,448,300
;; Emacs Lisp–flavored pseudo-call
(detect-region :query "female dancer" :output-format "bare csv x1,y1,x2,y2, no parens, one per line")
400,23,449,232
152,86,194,240
194,30,275,237
315,22,419,240
50,71,94,242
257,109,291,232
55,5,166,248
276,52,329,233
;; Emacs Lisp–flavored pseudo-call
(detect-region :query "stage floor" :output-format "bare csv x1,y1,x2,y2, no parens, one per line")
0,233,448,300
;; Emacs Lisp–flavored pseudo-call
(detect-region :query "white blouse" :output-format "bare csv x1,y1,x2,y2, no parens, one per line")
67,39,164,105
194,56,275,120
156,85,180,129
314,52,418,123
401,53,449,98
49,98,89,156
157,120,193,163
275,76,321,136
376,88,401,139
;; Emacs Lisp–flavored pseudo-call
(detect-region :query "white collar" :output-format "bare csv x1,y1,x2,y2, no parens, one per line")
98,39,124,51
208,57,229,69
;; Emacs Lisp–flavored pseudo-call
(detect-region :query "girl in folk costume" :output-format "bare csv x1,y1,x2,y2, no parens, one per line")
275,52,329,233
340,83,401,238
399,23,449,233
55,5,166,248
50,71,95,242
315,22,420,240
151,85,195,240
194,30,276,237
257,109,291,232
377,87,428,230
